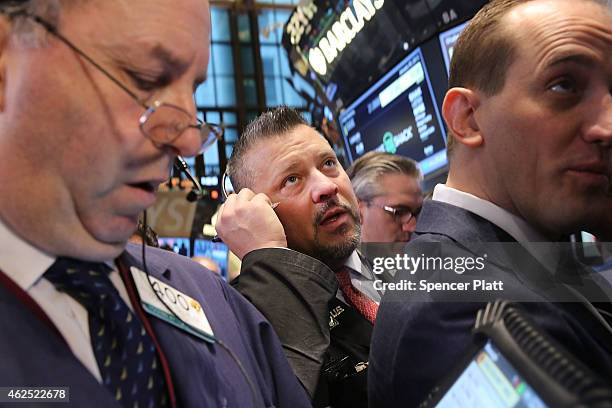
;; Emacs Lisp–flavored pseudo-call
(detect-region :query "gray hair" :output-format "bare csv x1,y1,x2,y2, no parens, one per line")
0,0,78,46
226,106,307,192
347,151,422,202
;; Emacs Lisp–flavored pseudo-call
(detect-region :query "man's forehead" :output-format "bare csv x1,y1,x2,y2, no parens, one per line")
245,128,334,177
503,0,611,68
90,0,210,80
84,1,209,49
381,173,421,192
253,126,331,157
505,0,610,31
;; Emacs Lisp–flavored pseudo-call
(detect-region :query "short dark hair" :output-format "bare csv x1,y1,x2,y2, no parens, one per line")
226,106,307,191
450,0,609,93
445,0,608,156
446,0,530,156
449,0,527,96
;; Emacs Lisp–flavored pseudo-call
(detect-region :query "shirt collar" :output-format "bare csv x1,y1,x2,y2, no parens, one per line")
344,249,373,278
432,184,549,242
0,220,118,290
0,218,55,291
432,184,560,272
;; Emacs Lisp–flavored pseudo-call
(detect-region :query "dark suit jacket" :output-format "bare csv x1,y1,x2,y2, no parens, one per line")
369,200,612,407
234,248,371,408
0,243,309,407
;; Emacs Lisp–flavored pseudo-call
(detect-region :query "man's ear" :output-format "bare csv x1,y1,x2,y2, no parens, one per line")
442,87,483,148
357,200,367,223
0,16,10,112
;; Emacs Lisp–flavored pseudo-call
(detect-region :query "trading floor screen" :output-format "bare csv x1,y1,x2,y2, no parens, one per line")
338,47,447,177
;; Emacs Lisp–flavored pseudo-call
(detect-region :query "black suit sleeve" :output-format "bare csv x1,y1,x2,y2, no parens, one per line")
233,248,338,398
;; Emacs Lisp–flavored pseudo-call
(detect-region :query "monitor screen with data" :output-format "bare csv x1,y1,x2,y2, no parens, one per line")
435,341,548,408
338,47,447,177
438,21,469,74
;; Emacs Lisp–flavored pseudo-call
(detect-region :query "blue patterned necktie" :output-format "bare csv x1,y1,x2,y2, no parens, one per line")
45,257,169,408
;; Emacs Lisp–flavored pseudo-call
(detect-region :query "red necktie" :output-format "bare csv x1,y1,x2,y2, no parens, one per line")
335,267,379,324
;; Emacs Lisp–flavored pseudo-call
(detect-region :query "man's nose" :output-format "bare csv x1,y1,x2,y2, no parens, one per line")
158,96,203,158
402,217,417,233
166,128,203,158
311,172,339,203
582,93,612,147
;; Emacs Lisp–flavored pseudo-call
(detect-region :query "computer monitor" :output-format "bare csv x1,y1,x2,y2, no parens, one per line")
338,47,448,178
438,21,469,75
158,237,191,257
422,301,612,407
436,340,548,408
193,239,229,280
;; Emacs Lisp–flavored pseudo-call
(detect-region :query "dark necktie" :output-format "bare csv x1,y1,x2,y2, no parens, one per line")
45,258,168,408
335,267,379,324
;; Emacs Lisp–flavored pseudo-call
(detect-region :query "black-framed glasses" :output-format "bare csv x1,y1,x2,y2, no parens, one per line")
7,10,221,155
367,202,417,224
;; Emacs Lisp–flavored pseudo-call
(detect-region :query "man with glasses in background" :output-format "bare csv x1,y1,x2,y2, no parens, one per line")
0,1,309,407
216,106,390,407
347,152,423,243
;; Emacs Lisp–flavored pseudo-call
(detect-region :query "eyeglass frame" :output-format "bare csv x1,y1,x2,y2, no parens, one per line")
6,9,222,154
365,200,417,224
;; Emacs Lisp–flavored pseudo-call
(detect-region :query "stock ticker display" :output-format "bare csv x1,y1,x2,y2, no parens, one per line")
338,47,447,177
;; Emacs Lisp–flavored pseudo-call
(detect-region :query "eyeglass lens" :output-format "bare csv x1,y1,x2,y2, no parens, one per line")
140,104,219,153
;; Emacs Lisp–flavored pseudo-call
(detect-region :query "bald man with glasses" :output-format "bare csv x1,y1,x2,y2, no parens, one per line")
0,1,309,407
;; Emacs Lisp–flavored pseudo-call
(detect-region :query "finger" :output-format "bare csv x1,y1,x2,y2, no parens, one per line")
219,193,238,221
216,203,226,223
236,188,256,203
252,192,273,207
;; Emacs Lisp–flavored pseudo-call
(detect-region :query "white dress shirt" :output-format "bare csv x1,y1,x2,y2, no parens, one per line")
432,184,560,271
339,250,381,304
0,219,133,382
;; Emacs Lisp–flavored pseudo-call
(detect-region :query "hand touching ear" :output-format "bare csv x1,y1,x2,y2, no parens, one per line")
215,188,287,259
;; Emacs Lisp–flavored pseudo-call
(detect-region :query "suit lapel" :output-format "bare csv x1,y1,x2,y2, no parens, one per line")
415,200,612,352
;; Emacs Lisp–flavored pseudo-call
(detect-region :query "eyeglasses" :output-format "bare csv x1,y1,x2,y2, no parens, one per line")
10,10,221,155
367,202,417,224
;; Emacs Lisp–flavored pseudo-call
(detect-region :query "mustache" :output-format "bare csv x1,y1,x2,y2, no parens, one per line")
313,198,359,226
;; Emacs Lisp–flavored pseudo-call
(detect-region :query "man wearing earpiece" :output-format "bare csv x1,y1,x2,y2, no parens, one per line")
0,1,309,407
216,107,385,408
